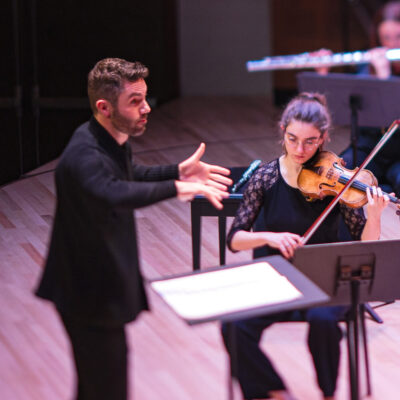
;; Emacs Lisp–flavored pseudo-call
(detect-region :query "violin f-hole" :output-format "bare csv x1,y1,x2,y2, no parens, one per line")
319,182,337,190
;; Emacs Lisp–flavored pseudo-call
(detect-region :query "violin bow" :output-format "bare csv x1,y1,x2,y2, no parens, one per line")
301,119,400,245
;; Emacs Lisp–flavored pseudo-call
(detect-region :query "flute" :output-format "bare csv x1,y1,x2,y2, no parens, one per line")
246,48,400,72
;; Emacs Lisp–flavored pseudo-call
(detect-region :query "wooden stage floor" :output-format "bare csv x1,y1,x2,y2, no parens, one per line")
1,96,400,399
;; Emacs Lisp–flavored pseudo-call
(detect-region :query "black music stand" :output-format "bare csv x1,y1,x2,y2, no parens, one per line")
293,239,400,400
150,255,330,400
297,71,400,166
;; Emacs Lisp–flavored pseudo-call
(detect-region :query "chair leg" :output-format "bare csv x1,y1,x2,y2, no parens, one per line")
226,322,237,400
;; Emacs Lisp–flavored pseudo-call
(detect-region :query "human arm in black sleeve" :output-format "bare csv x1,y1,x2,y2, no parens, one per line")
226,166,269,252
62,148,177,210
131,164,179,182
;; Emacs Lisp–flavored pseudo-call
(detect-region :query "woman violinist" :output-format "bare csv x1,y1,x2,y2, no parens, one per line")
222,93,390,400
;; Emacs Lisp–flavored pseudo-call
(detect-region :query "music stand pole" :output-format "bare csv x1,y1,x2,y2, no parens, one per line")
349,95,361,167
347,279,361,400
339,263,374,399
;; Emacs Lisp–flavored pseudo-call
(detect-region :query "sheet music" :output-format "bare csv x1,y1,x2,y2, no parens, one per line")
151,261,303,321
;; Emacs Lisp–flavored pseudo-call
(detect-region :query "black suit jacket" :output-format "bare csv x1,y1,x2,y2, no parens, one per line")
36,117,178,325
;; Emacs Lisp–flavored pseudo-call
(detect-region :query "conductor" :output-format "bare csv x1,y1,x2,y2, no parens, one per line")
35,58,232,400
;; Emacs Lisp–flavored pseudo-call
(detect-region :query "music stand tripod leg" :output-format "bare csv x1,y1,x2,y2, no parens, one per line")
364,303,383,324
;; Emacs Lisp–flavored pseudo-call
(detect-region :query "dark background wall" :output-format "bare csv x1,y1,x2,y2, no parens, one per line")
1,0,178,184
178,0,272,96
1,0,385,185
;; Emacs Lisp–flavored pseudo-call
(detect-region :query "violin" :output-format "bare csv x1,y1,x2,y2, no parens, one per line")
299,120,400,244
297,150,400,208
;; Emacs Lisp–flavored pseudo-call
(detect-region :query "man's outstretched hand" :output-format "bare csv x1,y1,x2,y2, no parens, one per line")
176,143,233,209
178,143,232,190
175,181,230,210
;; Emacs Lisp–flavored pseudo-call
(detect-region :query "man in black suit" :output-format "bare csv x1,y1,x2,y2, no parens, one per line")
35,58,231,400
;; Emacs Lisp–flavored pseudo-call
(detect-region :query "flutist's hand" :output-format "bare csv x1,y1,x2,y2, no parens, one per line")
312,48,333,75
369,47,391,79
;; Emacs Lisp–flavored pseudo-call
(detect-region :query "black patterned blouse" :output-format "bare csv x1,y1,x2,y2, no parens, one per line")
227,159,366,256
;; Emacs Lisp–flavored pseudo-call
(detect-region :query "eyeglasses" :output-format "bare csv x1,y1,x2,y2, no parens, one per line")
284,133,321,150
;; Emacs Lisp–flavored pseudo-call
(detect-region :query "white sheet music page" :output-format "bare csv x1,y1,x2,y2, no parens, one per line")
151,261,303,321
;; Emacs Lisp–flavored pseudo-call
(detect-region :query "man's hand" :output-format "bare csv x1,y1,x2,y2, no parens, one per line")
175,181,229,210
178,143,232,190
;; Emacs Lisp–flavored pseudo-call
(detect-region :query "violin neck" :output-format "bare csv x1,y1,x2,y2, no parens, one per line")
338,176,399,204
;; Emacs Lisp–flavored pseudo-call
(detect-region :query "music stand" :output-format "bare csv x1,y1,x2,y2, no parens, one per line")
150,255,330,399
297,71,400,165
293,239,400,400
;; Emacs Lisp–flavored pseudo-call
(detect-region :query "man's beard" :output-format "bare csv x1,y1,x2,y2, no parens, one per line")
110,108,146,137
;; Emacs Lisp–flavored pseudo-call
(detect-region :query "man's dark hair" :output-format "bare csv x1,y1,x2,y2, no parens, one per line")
88,58,149,113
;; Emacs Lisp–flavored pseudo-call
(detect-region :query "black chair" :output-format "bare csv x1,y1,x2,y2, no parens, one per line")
190,166,248,270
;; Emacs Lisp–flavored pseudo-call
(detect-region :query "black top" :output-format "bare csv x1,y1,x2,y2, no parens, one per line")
227,159,366,257
36,117,179,326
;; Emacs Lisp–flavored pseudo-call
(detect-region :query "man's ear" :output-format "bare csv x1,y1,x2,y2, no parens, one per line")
96,99,112,118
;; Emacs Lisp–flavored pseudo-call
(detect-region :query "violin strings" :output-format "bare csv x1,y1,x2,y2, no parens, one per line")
338,175,397,203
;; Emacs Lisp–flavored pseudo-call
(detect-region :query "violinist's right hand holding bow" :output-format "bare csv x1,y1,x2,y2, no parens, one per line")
230,230,303,260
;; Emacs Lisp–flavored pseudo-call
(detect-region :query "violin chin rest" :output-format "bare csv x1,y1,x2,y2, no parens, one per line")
304,195,317,202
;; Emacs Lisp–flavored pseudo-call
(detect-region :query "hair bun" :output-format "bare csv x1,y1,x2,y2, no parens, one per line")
298,92,327,107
